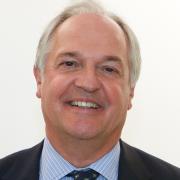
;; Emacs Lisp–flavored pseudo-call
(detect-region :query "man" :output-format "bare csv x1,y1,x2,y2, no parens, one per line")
0,0,179,180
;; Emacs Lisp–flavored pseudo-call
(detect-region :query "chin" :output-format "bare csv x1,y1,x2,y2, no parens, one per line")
66,128,101,140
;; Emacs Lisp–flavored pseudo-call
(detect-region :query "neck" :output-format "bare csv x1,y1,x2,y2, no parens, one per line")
46,130,120,168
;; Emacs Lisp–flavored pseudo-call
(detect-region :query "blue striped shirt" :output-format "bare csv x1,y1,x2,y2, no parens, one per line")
39,138,120,180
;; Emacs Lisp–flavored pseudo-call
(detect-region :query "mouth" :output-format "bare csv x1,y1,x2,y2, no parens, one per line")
67,100,101,109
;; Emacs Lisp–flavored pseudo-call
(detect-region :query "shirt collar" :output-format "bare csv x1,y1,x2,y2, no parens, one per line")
88,142,120,179
40,137,120,180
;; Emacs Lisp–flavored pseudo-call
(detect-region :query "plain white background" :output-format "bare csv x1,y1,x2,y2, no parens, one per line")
0,0,180,167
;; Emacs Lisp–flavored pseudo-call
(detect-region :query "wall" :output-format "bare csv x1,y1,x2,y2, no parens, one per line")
0,0,179,167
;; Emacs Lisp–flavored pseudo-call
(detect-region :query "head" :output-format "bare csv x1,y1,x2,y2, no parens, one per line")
34,0,141,146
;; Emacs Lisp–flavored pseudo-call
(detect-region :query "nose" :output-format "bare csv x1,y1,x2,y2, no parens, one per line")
74,67,101,93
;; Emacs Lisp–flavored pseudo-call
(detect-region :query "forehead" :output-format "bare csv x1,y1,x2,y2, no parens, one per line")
51,13,128,62
57,13,125,34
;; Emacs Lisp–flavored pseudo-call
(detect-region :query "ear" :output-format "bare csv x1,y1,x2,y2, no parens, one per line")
33,66,42,98
127,86,135,110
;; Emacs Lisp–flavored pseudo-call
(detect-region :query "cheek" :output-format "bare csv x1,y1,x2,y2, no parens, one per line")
104,81,128,105
40,74,75,123
100,83,129,137
42,74,74,99
103,80,131,122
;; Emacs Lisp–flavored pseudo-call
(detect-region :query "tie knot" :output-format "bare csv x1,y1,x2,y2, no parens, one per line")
67,169,100,180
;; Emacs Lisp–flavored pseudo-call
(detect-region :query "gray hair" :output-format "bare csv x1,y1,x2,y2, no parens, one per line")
35,0,141,87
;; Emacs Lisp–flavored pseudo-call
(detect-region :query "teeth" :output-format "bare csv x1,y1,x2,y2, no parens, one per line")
70,101,99,109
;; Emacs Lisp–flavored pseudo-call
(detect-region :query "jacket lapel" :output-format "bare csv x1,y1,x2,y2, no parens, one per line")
2,142,43,180
118,140,152,180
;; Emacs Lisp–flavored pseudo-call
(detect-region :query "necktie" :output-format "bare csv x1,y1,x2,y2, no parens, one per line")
67,169,100,180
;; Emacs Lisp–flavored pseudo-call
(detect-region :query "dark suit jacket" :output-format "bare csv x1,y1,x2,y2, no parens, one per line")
0,140,180,180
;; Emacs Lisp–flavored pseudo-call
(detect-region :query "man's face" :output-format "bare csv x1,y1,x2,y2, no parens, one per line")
34,14,134,144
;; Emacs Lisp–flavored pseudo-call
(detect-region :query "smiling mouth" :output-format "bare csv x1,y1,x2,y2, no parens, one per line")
68,101,100,109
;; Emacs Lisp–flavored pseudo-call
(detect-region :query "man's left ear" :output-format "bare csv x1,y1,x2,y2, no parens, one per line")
128,86,135,110
33,66,42,98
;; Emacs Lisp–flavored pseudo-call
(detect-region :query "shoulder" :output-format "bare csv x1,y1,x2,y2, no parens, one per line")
0,142,43,178
121,141,180,179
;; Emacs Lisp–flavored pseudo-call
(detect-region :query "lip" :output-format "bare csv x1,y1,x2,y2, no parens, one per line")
63,98,105,113
66,98,103,108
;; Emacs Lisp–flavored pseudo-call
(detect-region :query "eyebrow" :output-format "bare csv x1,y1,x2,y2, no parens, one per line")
56,51,82,59
56,51,123,64
102,55,123,64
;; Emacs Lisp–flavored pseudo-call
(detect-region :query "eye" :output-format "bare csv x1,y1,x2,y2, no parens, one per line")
103,66,119,74
59,60,79,68
104,67,115,73
63,61,77,66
